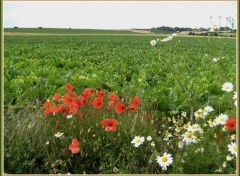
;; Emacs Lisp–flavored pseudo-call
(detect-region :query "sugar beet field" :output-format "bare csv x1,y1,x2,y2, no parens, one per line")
4,33,237,174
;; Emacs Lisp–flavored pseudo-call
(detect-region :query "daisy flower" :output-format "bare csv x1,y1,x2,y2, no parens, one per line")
181,111,187,117
54,132,64,138
150,40,157,46
228,142,237,156
156,153,173,170
151,141,155,147
182,131,198,145
187,123,200,132
131,136,145,147
147,136,152,141
222,82,234,92
233,92,237,100
215,114,229,125
203,106,214,114
212,58,220,62
226,155,233,161
67,115,73,119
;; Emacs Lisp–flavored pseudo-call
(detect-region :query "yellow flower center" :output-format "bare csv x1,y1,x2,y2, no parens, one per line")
192,125,196,129
162,156,168,162
219,117,225,122
233,146,237,152
136,139,142,143
186,132,192,138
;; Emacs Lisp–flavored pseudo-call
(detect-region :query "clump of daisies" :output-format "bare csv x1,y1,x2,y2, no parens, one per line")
194,106,214,119
150,32,178,46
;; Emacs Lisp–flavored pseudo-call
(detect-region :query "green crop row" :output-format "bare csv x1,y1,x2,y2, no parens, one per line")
4,35,236,115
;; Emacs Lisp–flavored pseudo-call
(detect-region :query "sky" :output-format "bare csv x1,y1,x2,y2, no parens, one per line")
3,1,237,29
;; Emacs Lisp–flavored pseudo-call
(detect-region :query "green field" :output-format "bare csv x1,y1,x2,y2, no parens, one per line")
4,33,237,174
4,28,139,34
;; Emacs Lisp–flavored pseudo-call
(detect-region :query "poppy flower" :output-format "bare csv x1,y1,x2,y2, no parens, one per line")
53,93,61,101
82,88,95,99
44,108,53,116
128,96,141,111
65,83,74,91
61,149,66,156
115,102,126,114
92,97,104,109
55,121,60,129
101,119,118,132
63,93,73,105
74,97,83,108
108,93,119,102
68,92,77,98
68,102,79,114
43,101,53,110
145,113,151,119
97,90,105,98
224,118,236,130
68,138,80,154
130,96,140,106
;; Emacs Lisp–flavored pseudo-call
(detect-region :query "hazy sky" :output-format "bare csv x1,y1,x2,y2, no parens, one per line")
4,1,237,29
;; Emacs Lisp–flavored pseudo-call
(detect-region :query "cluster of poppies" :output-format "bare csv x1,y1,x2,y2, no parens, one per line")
42,83,141,117
42,83,142,154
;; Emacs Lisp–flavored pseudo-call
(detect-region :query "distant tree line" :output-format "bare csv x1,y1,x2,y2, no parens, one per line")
150,26,236,34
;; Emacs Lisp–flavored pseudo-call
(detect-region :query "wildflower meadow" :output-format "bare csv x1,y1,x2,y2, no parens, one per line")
4,30,237,174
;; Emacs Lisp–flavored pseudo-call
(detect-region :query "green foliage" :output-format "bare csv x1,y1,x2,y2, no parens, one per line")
4,34,236,174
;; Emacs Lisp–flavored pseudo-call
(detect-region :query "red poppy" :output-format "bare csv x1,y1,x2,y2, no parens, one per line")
55,121,60,129
44,108,53,116
97,90,105,98
43,101,52,110
115,102,126,114
53,93,61,101
68,102,79,114
65,83,74,91
74,97,83,108
108,93,119,102
61,149,66,156
68,92,77,98
145,113,151,119
68,138,80,154
130,96,140,106
128,96,141,111
92,97,104,109
82,88,95,99
101,119,118,132
224,118,236,130
63,93,73,105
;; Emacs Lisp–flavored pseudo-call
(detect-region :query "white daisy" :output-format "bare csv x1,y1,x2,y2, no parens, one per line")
131,136,145,147
182,131,197,145
150,40,157,46
54,132,64,138
215,114,229,125
222,82,234,92
226,155,233,161
67,115,73,119
151,141,155,147
204,106,214,113
147,136,152,141
156,153,173,170
187,123,200,132
181,111,187,117
233,92,237,100
228,142,237,156
234,100,237,106
212,58,220,62
194,108,204,118
222,161,227,168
